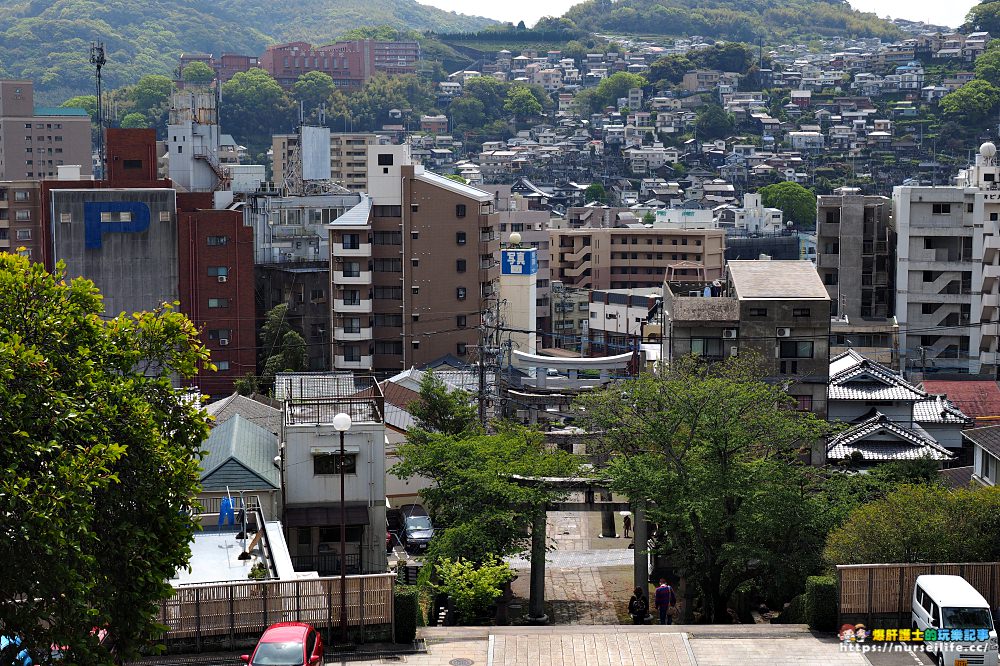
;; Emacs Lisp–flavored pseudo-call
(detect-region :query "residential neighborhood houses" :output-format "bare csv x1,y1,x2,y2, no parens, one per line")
12,4,1000,665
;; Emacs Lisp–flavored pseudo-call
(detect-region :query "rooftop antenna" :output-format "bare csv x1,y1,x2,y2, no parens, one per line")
90,41,106,179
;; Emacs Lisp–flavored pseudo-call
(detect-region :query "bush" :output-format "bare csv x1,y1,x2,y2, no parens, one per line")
774,593,806,624
394,585,420,643
432,557,515,624
804,575,837,632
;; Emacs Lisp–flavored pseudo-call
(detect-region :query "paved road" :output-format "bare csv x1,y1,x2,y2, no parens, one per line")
863,646,934,665
508,548,634,569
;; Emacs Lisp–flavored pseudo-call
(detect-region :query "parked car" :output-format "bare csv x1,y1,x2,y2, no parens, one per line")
912,574,998,666
399,504,434,553
241,622,324,666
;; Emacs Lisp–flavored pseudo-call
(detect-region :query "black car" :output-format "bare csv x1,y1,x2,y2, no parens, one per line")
399,504,434,553
386,508,404,552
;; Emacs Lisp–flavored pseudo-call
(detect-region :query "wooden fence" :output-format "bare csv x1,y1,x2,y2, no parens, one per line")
837,562,1000,627
158,574,394,646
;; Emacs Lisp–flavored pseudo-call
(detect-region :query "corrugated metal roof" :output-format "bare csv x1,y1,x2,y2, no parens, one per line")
827,412,954,462
199,415,280,490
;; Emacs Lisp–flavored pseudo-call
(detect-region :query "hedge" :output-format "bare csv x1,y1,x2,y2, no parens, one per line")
394,585,420,643
804,575,838,632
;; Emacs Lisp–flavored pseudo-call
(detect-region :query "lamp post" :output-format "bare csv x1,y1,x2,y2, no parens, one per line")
332,411,353,645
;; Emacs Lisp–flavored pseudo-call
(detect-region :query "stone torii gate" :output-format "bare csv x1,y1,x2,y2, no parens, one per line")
511,475,649,624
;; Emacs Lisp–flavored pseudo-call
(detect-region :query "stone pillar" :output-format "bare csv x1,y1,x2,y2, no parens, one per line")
527,507,549,624
600,489,617,538
633,501,650,603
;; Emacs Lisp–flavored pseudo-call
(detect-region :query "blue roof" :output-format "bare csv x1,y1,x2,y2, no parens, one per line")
34,106,89,117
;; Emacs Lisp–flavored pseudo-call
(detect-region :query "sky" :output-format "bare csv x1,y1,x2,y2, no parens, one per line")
418,0,979,31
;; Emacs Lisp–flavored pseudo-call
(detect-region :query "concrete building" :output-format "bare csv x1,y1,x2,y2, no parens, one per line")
816,189,896,364
963,143,1000,378
662,260,832,461
167,92,227,192
0,80,92,180
0,180,41,260
260,40,420,89
327,145,499,372
275,374,387,575
499,243,538,357
272,133,381,193
587,287,662,356
549,227,726,291
550,282,591,351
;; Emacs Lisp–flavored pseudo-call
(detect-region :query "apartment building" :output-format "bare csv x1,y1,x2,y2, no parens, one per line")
260,41,420,89
893,151,989,375
272,132,380,192
328,145,499,372
549,227,726,291
0,180,41,260
663,260,831,462
817,189,896,363
0,80,92,180
961,142,1000,378
587,287,662,356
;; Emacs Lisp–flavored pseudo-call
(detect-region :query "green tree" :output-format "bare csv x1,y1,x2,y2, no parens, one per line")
504,87,543,122
595,72,647,108
758,181,817,227
448,96,486,130
182,61,216,85
408,369,478,437
647,55,694,87
576,355,830,622
0,254,213,663
292,71,336,116
940,79,1000,122
642,211,656,224
562,40,589,64
259,303,307,387
695,104,735,140
129,74,172,115
584,182,608,203
392,424,580,563
967,0,1000,34
119,112,149,129
61,94,98,119
445,174,469,184
221,68,294,149
462,77,509,121
825,484,1000,564
346,74,435,130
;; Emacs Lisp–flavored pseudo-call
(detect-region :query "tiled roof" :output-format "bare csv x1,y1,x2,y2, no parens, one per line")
199,415,280,491
921,380,1000,425
205,393,281,435
963,425,1000,459
913,395,972,425
827,412,954,462
828,349,926,402
939,466,975,489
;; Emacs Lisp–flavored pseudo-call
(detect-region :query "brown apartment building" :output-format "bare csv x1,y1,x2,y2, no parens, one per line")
0,81,92,180
329,145,499,373
549,227,726,291
272,132,379,192
260,41,420,89
0,180,41,260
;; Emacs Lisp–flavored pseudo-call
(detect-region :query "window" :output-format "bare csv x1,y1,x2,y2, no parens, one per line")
457,315,467,328
411,203,419,213
456,287,467,300
342,289,361,305
207,266,229,277
208,298,229,308
314,453,357,475
343,345,361,362
749,307,767,317
456,232,467,245
456,259,467,273
779,341,814,358
373,231,402,245
207,235,228,246
14,190,29,202
923,270,934,282
793,395,813,411
375,341,403,355
373,205,402,218
342,233,360,249
375,314,403,327
792,308,811,317
969,203,976,213
310,289,324,301
377,153,394,166
216,361,230,371
374,286,402,300
456,204,467,218
177,145,183,154
206,329,231,340
992,213,999,222
457,343,468,356
932,203,951,215
691,338,724,358
343,261,361,277
373,258,402,272
123,159,143,170
14,210,30,221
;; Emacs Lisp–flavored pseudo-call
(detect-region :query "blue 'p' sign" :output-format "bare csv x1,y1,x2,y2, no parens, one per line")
84,201,151,249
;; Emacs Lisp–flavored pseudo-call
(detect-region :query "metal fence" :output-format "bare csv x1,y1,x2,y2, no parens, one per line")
837,562,1000,628
158,574,394,647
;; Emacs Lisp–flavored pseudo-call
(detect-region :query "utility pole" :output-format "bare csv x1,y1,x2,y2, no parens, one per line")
90,42,106,180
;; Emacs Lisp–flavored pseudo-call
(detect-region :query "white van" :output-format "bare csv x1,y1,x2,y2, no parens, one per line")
912,575,998,666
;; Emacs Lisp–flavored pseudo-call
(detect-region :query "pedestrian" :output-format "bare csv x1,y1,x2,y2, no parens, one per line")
622,514,632,539
628,587,648,625
654,578,677,625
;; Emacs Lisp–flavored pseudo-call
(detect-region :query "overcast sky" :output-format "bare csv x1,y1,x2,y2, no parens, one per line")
419,0,979,31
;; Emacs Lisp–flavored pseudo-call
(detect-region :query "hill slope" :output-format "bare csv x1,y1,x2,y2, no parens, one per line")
563,0,901,42
0,0,493,99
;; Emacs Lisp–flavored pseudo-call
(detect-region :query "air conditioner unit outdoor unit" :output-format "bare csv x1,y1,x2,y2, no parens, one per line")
218,275,228,283
723,328,737,339
219,338,230,346
776,327,792,338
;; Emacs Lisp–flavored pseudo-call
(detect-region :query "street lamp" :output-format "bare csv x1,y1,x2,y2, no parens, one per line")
332,411,352,645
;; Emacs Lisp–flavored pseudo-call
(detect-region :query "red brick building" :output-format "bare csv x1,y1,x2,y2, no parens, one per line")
259,40,420,89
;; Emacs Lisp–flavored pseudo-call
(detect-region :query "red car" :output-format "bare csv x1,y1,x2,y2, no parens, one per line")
241,622,324,666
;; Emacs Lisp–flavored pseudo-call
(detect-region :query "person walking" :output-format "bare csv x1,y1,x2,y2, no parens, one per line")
654,578,677,625
622,514,632,539
627,587,648,625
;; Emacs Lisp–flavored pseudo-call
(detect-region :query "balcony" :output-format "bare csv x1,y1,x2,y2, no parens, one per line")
334,355,373,370
816,253,839,268
983,322,1000,339
333,298,373,313
334,326,373,341
480,231,496,242
985,264,1000,289
332,242,372,257
984,292,1000,312
333,270,373,284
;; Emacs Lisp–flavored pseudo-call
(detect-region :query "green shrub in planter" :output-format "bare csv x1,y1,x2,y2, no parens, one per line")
804,575,837,632
395,585,420,643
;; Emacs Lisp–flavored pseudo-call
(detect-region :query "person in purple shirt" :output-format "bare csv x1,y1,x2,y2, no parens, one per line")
654,578,677,625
